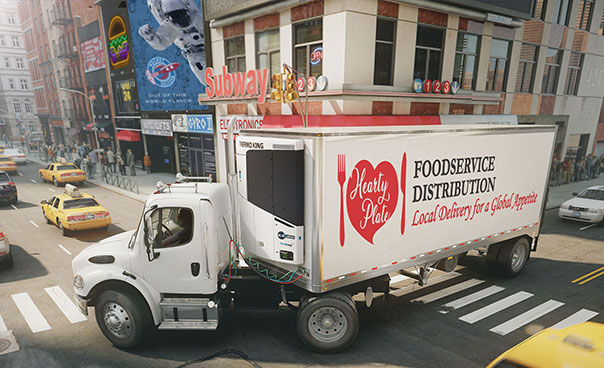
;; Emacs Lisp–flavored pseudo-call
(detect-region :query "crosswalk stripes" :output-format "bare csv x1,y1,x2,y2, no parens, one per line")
458,291,534,324
390,271,462,297
11,293,51,333
550,309,599,330
490,300,565,336
438,285,505,314
411,278,485,304
0,312,7,333
44,286,87,324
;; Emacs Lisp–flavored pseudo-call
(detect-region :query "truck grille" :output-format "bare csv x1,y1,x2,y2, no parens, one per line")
569,205,588,212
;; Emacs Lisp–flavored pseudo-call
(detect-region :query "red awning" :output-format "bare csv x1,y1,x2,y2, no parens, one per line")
116,130,141,142
84,122,94,131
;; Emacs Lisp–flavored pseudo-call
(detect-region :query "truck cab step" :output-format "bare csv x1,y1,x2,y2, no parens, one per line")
158,320,218,330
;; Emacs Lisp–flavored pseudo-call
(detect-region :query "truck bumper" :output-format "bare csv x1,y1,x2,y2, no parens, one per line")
74,293,89,316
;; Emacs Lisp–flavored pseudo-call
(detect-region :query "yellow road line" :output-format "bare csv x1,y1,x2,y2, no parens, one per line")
578,270,604,285
572,266,604,284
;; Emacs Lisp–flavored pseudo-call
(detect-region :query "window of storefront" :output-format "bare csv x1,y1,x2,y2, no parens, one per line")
373,17,396,86
413,25,444,81
256,29,280,77
552,0,571,25
533,0,547,20
453,32,480,90
294,18,323,78
225,36,246,73
113,78,138,114
564,52,583,95
576,0,594,30
486,38,510,92
542,48,562,94
515,43,538,93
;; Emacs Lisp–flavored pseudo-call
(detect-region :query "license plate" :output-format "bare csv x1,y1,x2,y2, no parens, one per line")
572,211,581,218
86,214,94,220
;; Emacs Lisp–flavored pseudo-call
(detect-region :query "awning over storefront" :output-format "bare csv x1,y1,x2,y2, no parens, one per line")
83,121,113,131
116,130,141,142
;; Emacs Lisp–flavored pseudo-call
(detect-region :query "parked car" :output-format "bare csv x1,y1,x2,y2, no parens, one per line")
558,185,604,223
41,184,110,236
0,171,17,204
2,148,27,164
0,155,17,174
486,322,604,368
0,225,12,267
39,162,86,187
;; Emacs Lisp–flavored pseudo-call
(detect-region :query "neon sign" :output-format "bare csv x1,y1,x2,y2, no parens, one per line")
108,16,130,69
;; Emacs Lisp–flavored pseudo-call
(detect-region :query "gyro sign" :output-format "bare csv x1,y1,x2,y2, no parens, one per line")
204,66,270,104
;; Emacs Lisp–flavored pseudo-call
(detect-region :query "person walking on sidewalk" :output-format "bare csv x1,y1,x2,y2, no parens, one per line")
144,152,151,174
89,149,98,178
126,149,136,176
117,151,126,175
107,148,116,173
85,154,94,179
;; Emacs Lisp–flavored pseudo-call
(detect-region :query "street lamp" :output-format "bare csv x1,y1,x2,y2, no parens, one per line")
59,87,100,149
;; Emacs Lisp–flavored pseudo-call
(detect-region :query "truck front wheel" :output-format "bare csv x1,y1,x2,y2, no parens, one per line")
94,290,152,349
297,293,359,353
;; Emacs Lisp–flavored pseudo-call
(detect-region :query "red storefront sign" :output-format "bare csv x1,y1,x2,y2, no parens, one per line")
80,36,105,73
204,66,269,104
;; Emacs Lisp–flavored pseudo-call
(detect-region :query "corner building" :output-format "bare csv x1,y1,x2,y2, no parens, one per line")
203,0,604,182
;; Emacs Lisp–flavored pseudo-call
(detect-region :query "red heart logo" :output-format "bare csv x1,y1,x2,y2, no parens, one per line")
346,160,398,244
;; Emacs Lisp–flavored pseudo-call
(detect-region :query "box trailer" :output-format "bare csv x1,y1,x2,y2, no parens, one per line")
72,124,557,353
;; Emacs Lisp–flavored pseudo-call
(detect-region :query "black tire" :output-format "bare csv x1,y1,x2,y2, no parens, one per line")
297,293,359,353
10,196,17,204
496,238,530,278
40,173,45,183
58,220,68,236
437,255,459,272
94,290,152,349
486,243,502,272
53,176,59,187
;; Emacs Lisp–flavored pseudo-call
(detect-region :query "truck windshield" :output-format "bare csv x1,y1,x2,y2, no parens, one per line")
63,198,100,209
577,189,604,201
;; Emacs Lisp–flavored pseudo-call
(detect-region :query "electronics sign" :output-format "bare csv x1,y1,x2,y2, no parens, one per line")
127,0,208,111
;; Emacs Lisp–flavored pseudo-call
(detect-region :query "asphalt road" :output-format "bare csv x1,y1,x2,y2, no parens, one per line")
1,162,603,368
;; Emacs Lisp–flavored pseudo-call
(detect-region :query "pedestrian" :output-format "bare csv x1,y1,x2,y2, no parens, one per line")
593,156,602,179
106,148,116,173
74,154,82,170
48,145,55,162
78,144,86,159
89,149,98,177
117,151,126,175
126,149,136,176
99,149,107,178
144,152,151,174
85,154,94,179
19,135,24,148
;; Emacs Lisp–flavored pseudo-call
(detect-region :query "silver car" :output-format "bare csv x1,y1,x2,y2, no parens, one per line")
558,186,604,223
0,225,12,267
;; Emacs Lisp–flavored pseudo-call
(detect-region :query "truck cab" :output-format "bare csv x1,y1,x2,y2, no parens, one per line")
72,182,231,347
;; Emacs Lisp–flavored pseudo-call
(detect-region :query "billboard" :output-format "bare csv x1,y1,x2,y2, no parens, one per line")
127,0,208,111
80,36,105,73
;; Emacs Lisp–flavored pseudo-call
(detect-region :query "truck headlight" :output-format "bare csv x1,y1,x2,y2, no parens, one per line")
73,274,84,289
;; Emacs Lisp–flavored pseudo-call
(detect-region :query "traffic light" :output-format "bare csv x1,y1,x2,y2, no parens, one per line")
283,73,299,103
270,73,283,103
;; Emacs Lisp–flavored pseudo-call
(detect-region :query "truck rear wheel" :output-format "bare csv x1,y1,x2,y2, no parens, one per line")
437,255,458,272
94,290,152,349
496,238,530,277
297,293,359,353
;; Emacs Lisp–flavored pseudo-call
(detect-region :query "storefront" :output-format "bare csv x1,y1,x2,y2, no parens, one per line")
172,114,216,180
141,118,176,173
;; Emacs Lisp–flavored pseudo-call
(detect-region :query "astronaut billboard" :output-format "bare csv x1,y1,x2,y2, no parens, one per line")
127,0,208,111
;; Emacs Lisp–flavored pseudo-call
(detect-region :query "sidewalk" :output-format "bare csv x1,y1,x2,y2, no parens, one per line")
27,150,176,203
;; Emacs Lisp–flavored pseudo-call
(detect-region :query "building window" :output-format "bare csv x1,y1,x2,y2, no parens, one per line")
374,18,396,86
294,18,323,78
20,79,28,90
564,52,583,95
0,36,4,47
414,25,444,81
7,15,15,25
453,32,480,90
11,36,19,47
3,58,8,68
16,58,24,69
24,101,32,113
515,43,539,93
13,100,21,114
552,0,571,25
486,38,510,92
256,28,280,77
533,0,547,20
576,0,594,30
8,78,14,89
542,48,562,94
224,36,246,73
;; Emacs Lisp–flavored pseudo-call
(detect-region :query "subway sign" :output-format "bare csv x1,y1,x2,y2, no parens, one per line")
413,79,459,95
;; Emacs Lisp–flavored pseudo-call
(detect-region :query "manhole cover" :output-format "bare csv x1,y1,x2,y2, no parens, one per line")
0,338,10,353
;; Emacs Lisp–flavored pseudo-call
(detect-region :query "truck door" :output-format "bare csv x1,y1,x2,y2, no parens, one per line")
140,200,208,294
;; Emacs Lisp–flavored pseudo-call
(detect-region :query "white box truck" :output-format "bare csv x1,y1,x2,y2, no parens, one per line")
72,124,556,352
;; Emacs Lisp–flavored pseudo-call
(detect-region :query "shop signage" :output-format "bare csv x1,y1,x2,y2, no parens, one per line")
310,47,323,65
172,114,213,134
108,16,130,69
141,119,173,137
296,75,328,92
413,79,459,95
217,115,264,139
80,36,105,73
204,66,269,104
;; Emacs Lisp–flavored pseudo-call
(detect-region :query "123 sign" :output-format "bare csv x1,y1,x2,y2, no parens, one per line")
413,79,459,95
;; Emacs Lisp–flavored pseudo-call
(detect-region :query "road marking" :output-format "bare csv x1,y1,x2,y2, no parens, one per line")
57,244,72,256
390,274,410,285
411,279,485,304
10,204,17,210
459,291,534,324
29,220,39,228
44,286,86,324
11,293,51,333
550,309,599,330
579,223,598,230
18,173,23,176
0,313,7,332
30,179,37,183
390,271,461,297
577,270,604,285
438,285,506,314
48,188,55,192
572,265,604,284
489,299,564,336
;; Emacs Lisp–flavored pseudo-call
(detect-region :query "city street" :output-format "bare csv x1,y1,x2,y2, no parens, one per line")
0,161,603,368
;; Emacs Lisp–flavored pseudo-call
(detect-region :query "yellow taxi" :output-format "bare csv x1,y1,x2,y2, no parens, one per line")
39,161,86,186
0,155,17,173
41,184,111,236
486,322,604,368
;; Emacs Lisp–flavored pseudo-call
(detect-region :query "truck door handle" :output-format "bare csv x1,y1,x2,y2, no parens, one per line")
191,262,200,277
